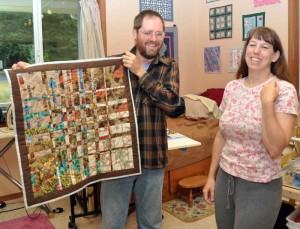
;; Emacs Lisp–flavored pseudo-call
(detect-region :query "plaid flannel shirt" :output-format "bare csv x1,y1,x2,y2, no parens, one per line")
129,47,180,169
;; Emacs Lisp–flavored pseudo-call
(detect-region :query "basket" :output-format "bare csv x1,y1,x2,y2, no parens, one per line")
287,206,300,228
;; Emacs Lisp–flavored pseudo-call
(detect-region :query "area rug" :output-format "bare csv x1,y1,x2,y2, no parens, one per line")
162,195,215,223
0,213,55,229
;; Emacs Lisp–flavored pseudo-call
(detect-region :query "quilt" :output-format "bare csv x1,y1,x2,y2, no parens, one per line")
4,57,140,208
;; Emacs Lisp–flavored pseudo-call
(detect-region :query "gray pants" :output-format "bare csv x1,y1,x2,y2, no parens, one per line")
215,168,282,229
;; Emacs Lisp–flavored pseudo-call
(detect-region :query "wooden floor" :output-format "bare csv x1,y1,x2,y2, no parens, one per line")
0,197,217,229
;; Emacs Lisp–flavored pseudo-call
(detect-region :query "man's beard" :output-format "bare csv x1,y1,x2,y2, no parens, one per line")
136,41,163,60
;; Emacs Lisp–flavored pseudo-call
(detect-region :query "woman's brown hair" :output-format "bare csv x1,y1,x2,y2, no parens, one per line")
236,27,290,82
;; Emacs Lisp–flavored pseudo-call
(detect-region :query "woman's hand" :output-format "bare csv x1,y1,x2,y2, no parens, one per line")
203,177,216,204
11,61,30,70
260,79,279,105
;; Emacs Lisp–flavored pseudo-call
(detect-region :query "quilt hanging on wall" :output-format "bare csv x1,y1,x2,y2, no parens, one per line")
209,4,232,40
204,46,221,73
5,57,140,208
139,0,173,21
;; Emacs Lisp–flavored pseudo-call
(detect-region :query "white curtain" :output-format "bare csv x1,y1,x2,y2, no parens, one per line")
79,0,105,59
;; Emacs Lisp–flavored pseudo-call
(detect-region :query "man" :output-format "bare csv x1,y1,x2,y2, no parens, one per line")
100,10,180,229
12,9,180,229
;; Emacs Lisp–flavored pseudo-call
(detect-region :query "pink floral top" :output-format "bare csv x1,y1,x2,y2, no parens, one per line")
219,76,299,182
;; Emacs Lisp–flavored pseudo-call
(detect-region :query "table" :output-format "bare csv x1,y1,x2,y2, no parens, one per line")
282,185,300,205
167,130,201,151
282,165,300,205
281,137,300,205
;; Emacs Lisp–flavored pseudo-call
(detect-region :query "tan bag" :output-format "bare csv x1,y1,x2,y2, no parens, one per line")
182,94,220,120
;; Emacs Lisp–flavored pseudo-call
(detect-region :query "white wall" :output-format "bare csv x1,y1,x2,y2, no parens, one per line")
105,0,288,95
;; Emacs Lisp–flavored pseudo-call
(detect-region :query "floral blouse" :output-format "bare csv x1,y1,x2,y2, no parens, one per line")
219,76,299,182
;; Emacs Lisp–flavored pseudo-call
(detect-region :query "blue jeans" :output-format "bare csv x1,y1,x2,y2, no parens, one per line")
100,168,165,229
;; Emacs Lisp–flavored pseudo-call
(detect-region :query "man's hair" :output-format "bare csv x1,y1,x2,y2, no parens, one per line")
133,10,165,31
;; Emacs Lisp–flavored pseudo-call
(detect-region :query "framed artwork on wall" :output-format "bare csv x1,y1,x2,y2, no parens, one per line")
160,26,178,62
242,12,265,41
229,47,243,72
209,4,232,40
206,0,219,3
204,46,221,73
139,0,173,21
254,0,280,7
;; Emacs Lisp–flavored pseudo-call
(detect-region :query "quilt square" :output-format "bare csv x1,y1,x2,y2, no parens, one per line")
204,46,221,73
140,0,173,21
209,4,232,40
5,57,140,208
242,12,265,40
254,0,280,7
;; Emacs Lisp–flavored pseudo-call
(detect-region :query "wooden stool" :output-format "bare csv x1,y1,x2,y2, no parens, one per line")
178,175,207,207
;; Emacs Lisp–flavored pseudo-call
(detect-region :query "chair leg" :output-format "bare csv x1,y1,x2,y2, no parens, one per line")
177,187,182,199
189,189,193,207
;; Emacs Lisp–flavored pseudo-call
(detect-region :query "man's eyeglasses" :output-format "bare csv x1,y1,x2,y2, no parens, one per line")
139,29,165,39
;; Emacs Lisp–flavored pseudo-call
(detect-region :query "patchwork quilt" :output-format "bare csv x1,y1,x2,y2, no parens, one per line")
5,57,140,208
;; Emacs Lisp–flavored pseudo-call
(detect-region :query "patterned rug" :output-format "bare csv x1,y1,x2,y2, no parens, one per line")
0,213,55,229
162,195,215,223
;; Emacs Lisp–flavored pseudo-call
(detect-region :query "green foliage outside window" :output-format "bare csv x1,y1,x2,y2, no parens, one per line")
0,11,78,69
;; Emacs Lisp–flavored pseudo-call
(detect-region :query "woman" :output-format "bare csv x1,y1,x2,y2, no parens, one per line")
203,27,299,229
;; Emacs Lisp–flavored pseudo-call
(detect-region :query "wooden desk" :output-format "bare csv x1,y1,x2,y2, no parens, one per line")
282,185,300,205
282,148,300,205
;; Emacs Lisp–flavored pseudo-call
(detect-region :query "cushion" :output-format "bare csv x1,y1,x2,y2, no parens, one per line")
200,88,224,106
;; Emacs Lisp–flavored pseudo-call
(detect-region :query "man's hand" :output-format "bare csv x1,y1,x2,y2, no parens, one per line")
122,52,147,78
11,61,30,70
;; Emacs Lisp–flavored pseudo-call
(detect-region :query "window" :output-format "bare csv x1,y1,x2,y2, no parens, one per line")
41,0,79,62
0,0,79,68
0,0,80,108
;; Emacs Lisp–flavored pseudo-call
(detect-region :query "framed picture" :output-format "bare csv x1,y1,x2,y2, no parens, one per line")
206,0,219,2
160,26,178,62
254,0,280,7
228,47,243,72
209,4,232,40
242,12,265,41
139,0,173,21
204,46,221,73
